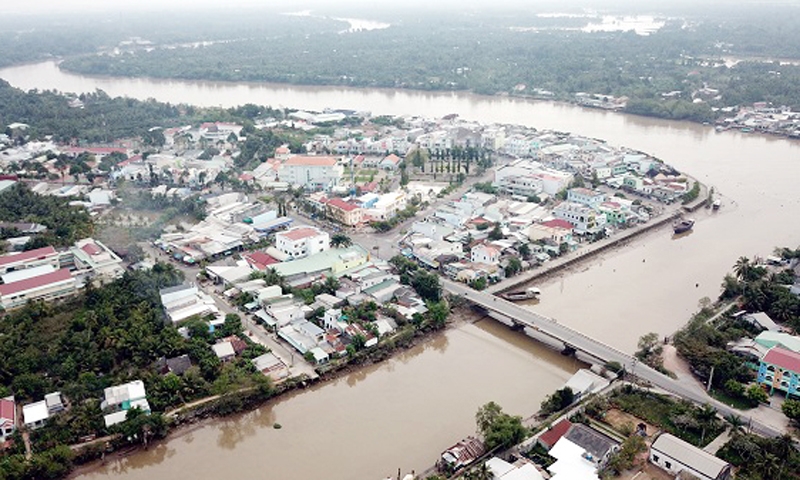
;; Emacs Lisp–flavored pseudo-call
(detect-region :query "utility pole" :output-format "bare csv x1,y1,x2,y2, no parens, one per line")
706,366,714,392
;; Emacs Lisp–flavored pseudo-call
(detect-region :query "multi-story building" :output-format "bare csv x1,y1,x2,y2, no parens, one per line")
0,398,16,443
325,197,363,226
758,346,800,396
0,246,60,275
553,202,607,235
275,226,330,260
567,187,605,207
529,219,574,245
0,267,78,311
70,238,125,283
101,380,150,428
278,155,343,190
471,244,501,265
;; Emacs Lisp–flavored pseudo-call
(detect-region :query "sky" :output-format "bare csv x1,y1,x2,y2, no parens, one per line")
5,0,787,16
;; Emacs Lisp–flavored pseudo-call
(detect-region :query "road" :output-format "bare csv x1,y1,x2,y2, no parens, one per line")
442,279,785,439
140,242,318,379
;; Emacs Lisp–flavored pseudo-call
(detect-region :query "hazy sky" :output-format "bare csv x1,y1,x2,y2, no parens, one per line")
3,0,775,16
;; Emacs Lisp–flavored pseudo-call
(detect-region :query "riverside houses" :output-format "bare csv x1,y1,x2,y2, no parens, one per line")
757,346,800,396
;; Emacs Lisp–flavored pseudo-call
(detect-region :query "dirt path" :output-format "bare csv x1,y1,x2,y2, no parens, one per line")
661,344,706,394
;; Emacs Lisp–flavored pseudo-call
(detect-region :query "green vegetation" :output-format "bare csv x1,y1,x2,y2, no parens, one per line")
475,401,528,450
717,433,800,480
608,386,724,447
540,387,575,416
0,183,93,249
681,181,701,204
603,435,647,476
0,265,273,478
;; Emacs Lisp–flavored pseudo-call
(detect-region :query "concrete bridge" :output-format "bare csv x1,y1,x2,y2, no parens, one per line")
443,279,784,439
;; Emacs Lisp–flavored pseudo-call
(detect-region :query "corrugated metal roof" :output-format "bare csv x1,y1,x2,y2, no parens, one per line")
651,433,730,478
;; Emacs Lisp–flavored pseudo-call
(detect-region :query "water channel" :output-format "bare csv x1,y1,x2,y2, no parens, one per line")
1,61,799,478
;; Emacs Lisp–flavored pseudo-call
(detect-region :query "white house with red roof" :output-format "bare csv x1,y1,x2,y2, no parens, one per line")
0,398,16,444
275,226,330,260
553,201,607,235
471,243,501,265
379,153,403,171
277,155,343,190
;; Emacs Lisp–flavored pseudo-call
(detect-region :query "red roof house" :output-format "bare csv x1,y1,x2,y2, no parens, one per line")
538,419,573,450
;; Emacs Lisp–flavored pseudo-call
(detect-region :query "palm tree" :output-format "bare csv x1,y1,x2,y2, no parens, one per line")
724,413,744,436
331,233,352,248
695,404,718,444
733,256,752,283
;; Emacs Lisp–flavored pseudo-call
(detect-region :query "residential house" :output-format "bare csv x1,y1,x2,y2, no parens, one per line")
754,331,800,353
275,226,330,260
101,380,150,428
363,191,407,221
744,312,781,332
252,352,290,381
757,346,800,396
561,423,619,467
528,219,574,245
23,393,64,429
471,244,501,265
553,202,607,235
379,153,403,170
548,433,601,480
277,155,343,190
649,433,732,480
279,320,325,354
157,355,193,375
325,197,363,226
537,419,573,450
159,284,219,324
0,398,16,443
212,341,236,362
440,436,486,471
486,457,544,480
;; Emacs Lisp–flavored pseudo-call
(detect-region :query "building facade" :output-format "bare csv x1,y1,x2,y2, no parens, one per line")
278,156,343,190
275,226,330,260
758,346,800,396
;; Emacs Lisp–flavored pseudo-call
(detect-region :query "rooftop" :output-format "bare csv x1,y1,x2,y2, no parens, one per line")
284,155,338,167
326,197,359,212
538,419,573,449
0,398,14,421
278,227,325,241
763,346,800,372
0,246,58,267
0,268,73,296
651,433,731,479
540,219,575,230
563,423,619,461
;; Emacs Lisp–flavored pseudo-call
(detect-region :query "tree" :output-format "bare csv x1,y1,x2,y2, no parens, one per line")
540,387,574,415
488,224,504,240
782,399,800,424
470,277,488,291
734,256,752,283
411,270,441,302
426,300,449,329
331,233,352,248
518,243,531,260
635,332,663,368
505,257,522,277
745,384,769,405
475,402,527,450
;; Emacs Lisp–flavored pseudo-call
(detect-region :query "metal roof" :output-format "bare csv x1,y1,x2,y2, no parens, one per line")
651,433,731,479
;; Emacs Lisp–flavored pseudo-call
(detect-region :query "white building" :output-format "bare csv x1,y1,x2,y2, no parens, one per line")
567,187,605,206
277,155,343,190
159,284,219,324
275,226,330,260
650,433,732,480
0,267,78,310
471,244,501,265
101,380,150,428
0,246,60,275
70,238,125,282
552,202,607,235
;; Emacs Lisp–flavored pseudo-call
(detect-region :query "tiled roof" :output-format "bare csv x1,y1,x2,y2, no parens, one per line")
539,419,573,449
81,243,102,256
763,346,800,373
0,268,72,296
0,246,57,267
0,399,14,421
279,227,323,241
541,219,574,230
326,197,359,212
284,155,338,166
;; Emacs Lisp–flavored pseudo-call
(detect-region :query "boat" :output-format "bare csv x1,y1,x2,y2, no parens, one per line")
673,218,695,234
712,199,721,210
500,287,541,301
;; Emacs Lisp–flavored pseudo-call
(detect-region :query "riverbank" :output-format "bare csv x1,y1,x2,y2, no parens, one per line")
67,305,481,479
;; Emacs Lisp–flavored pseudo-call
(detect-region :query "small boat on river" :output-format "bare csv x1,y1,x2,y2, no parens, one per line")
500,287,541,301
712,199,721,210
673,218,695,234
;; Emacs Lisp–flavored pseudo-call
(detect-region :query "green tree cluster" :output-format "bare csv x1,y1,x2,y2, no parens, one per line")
475,401,528,450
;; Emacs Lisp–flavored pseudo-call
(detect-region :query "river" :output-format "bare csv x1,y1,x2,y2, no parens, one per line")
1,61,799,478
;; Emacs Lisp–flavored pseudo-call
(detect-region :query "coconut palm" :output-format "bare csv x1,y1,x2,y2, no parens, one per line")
733,256,752,283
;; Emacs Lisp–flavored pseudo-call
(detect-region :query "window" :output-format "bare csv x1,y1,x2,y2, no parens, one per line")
652,454,659,463
665,461,671,469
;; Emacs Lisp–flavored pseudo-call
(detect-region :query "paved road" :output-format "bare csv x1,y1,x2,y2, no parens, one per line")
443,279,785,439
